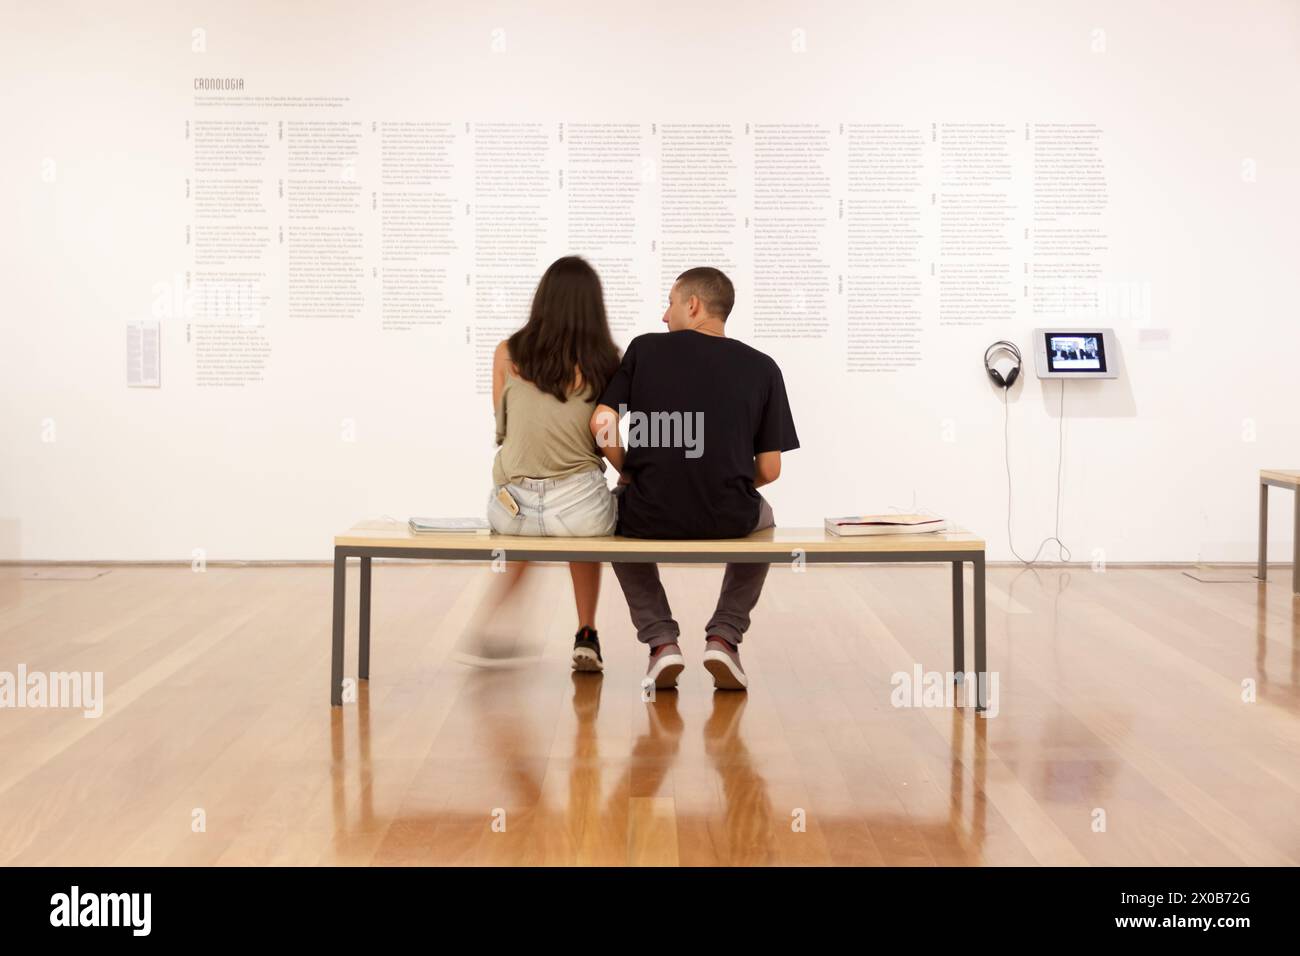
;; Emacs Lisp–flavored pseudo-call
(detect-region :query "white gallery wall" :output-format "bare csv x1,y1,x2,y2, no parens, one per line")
2,0,1298,562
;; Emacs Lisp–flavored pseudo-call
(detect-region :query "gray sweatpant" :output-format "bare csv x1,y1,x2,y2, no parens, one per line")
611,495,775,648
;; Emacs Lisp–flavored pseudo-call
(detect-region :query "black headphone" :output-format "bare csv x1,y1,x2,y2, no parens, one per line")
984,340,1022,389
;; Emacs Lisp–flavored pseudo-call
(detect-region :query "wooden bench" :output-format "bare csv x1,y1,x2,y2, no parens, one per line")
331,522,989,709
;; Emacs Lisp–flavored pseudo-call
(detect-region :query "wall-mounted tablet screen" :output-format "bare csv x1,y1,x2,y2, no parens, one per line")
1046,332,1106,372
1032,328,1120,379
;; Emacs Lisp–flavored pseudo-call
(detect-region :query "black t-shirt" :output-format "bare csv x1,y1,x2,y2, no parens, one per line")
598,330,799,539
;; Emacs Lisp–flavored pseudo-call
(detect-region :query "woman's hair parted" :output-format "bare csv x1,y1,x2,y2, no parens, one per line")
507,256,621,402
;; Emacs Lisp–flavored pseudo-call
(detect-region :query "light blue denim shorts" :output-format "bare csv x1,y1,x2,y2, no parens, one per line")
487,468,616,537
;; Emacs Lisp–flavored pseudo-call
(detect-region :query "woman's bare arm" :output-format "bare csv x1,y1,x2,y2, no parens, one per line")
590,403,626,472
491,340,511,409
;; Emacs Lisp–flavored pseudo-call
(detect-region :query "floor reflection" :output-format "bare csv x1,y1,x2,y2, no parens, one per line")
1255,581,1300,698
329,664,992,864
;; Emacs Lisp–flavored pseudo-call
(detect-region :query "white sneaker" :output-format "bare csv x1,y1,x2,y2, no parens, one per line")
703,637,748,690
644,643,685,689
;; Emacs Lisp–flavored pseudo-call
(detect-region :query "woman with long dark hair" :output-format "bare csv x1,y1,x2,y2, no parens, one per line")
460,256,621,672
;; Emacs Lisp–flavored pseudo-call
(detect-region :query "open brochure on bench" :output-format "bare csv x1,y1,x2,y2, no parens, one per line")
409,517,490,535
825,514,947,536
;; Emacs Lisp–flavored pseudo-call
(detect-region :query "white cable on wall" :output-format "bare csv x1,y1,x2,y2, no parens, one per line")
1004,379,1072,566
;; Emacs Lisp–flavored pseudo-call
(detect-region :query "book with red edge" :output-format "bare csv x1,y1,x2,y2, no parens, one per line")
824,514,947,536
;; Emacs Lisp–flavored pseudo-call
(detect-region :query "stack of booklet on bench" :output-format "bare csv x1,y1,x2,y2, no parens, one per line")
825,514,947,536
408,517,490,535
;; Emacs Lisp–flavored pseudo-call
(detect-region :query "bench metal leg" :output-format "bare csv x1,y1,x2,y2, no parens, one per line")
1293,489,1299,595
359,556,372,680
951,560,965,677
1257,481,1268,581
331,548,346,706
973,553,987,713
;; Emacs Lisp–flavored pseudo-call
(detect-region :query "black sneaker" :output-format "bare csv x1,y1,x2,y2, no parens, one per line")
572,626,603,672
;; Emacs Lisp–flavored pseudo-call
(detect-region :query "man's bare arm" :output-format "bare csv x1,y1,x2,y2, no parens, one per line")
754,450,781,488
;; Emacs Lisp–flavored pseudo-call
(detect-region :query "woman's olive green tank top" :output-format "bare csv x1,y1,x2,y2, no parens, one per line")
492,372,603,487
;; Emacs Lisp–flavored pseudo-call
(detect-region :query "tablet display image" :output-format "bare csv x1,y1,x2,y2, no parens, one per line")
1046,333,1104,372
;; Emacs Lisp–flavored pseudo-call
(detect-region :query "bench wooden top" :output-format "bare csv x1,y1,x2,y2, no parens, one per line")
336,520,985,554
1261,469,1300,487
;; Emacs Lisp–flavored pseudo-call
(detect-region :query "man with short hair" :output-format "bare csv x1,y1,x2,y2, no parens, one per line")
590,267,799,691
